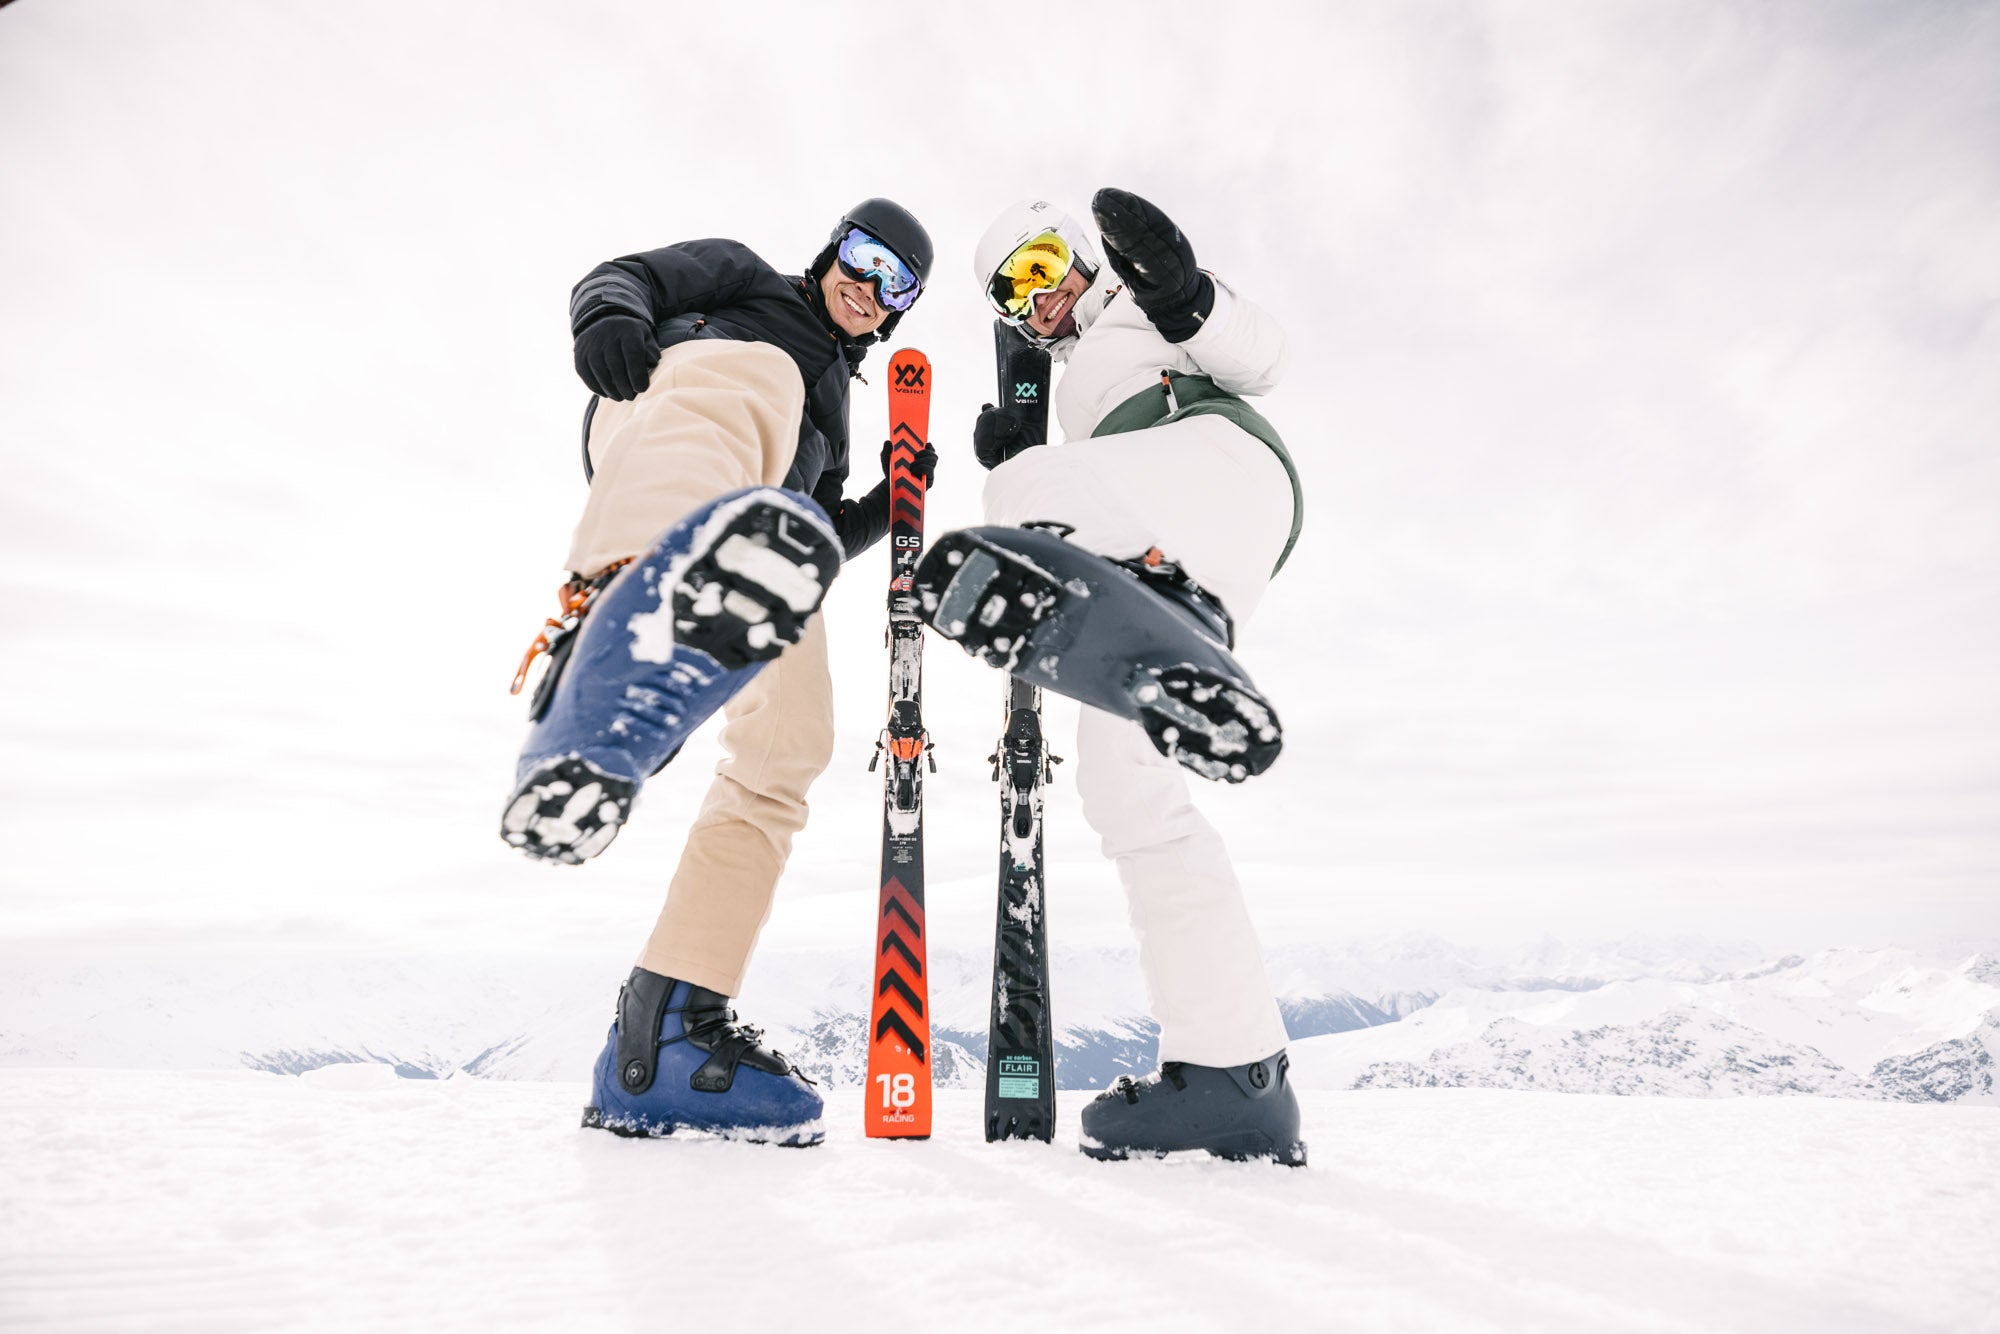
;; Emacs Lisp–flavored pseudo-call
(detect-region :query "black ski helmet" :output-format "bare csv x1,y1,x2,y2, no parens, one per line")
810,197,934,340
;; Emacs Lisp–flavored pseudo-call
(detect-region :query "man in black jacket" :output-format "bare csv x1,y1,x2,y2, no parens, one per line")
502,200,935,1146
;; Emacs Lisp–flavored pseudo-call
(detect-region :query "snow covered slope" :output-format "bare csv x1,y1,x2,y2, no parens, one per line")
2,1073,1995,1334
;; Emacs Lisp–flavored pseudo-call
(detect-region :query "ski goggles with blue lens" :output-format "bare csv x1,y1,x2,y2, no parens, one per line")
986,229,1072,324
835,227,923,312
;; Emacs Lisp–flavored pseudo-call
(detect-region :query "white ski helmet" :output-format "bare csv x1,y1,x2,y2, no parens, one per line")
972,198,1102,312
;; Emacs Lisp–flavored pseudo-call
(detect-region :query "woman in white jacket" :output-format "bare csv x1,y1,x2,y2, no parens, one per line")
970,189,1307,1165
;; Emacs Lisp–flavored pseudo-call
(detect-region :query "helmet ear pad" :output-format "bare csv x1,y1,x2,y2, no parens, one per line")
809,239,839,281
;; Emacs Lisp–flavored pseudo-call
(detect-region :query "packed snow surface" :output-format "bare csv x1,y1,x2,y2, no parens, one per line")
2,1073,1995,1334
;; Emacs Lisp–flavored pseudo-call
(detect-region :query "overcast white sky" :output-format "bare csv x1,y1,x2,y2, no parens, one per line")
2,0,1995,962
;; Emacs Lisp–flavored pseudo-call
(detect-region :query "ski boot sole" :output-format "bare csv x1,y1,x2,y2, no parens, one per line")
921,534,1065,673
1080,1133,1308,1167
921,530,1280,783
500,755,634,865
1126,665,1283,783
580,1104,825,1148
672,499,842,671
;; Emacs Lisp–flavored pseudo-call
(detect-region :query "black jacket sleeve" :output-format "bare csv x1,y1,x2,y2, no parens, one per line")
815,473,891,561
569,238,771,335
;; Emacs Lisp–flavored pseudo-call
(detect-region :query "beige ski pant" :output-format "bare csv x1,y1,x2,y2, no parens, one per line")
569,339,837,998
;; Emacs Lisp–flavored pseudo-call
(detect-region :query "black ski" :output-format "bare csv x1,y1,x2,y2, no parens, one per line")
984,324,1059,1142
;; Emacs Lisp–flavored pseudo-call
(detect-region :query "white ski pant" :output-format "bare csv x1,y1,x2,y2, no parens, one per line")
981,413,1296,1068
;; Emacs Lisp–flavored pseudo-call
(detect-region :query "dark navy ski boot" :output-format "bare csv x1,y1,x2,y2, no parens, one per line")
502,487,841,864
913,525,1281,782
1080,1051,1307,1165
581,968,825,1146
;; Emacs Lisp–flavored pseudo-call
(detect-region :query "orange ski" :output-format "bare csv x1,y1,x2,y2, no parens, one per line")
865,349,934,1139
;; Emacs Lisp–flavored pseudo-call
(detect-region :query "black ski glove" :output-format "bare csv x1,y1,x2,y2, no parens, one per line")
573,313,662,400
880,437,938,487
1090,187,1216,343
973,403,1045,470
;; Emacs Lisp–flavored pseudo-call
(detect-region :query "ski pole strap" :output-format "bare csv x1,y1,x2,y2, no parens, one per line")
1092,372,1303,574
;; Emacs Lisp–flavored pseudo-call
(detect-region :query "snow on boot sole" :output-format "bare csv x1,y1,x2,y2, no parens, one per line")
502,488,840,866
922,539,1062,673
500,755,635,864
917,526,1283,783
1126,665,1282,784
671,499,842,671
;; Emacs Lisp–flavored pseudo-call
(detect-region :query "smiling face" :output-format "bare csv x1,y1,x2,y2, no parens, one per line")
1022,264,1090,340
819,264,890,337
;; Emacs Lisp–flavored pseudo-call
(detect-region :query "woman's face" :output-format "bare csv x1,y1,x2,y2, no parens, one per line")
1023,265,1090,340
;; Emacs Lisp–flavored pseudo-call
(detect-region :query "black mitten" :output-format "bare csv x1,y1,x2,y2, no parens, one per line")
573,314,662,400
1090,187,1216,343
972,403,1045,470
880,437,939,487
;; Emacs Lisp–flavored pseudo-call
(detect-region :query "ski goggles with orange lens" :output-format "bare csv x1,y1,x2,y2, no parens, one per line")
986,229,1073,324
836,227,923,312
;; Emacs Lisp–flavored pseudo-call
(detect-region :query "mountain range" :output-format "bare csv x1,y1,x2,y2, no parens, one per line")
4,937,1994,1104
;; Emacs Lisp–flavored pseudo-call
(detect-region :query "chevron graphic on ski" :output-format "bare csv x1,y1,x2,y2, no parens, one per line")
866,348,934,1139
881,926,922,975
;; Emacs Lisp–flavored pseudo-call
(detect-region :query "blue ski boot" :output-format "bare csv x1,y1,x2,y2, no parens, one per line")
581,968,825,1146
1079,1051,1307,1165
914,524,1281,782
502,487,842,864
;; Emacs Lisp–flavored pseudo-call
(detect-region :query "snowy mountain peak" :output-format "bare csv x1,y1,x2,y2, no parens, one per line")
1350,1006,1877,1099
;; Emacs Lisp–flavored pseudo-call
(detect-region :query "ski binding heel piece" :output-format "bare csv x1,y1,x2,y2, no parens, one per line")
500,755,636,864
1126,665,1283,783
672,498,842,671
922,533,1070,672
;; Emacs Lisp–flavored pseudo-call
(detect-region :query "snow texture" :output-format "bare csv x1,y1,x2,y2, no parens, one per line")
1,1074,1995,1334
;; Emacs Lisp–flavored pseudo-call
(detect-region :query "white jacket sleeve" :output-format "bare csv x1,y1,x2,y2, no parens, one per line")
1176,277,1288,397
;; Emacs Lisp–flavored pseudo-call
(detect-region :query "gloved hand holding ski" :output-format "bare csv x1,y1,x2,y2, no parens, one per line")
880,436,938,486
972,402,1044,469
1090,187,1216,343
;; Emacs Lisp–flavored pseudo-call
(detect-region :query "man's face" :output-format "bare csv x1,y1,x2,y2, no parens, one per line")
1023,265,1089,340
821,264,890,337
